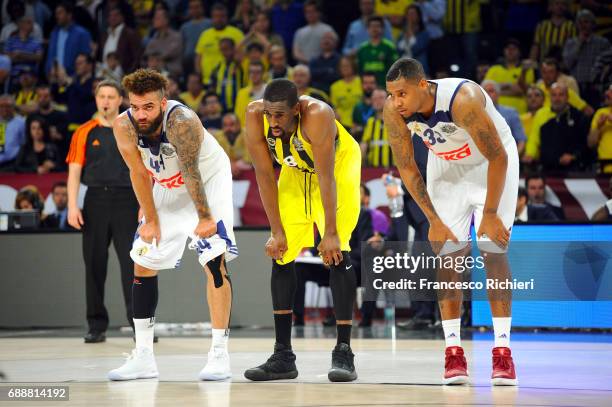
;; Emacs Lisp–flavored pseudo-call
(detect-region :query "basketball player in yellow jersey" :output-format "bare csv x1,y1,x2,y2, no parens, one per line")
243,79,361,382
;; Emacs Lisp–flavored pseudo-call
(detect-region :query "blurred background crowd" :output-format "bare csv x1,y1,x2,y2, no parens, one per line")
1,0,611,227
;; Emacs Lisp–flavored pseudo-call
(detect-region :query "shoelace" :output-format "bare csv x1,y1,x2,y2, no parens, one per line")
445,355,465,370
493,355,511,371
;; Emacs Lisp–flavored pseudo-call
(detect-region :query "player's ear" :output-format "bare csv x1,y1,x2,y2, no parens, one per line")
418,78,428,89
291,102,299,116
160,96,167,111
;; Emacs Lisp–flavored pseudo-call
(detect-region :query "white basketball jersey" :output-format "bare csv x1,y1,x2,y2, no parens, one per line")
406,78,516,165
128,100,225,190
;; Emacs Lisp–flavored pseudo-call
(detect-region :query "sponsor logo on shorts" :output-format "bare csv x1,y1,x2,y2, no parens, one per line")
136,246,148,256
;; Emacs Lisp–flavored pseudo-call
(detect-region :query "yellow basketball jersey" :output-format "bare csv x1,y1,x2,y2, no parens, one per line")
262,115,356,173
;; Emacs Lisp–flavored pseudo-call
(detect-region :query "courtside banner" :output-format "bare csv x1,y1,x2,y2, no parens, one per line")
360,241,612,301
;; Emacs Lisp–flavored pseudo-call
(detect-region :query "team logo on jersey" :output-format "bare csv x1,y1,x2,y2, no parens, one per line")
412,123,422,133
292,136,304,151
441,124,457,134
161,144,175,157
266,137,276,147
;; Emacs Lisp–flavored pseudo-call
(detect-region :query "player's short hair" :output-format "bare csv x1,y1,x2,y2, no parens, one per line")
122,68,168,98
95,79,123,96
263,79,299,107
386,57,425,83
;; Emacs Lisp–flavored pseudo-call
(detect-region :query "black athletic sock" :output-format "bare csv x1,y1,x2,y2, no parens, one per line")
274,313,293,349
337,324,352,346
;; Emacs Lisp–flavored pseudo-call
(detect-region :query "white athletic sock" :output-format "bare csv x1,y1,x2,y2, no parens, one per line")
134,317,155,352
442,318,461,347
211,328,229,351
493,317,511,348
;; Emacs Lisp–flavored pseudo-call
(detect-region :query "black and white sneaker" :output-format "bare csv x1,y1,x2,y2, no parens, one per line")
244,343,298,381
328,343,357,382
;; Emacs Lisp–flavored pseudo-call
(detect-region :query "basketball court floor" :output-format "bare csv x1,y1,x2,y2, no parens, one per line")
1,326,610,406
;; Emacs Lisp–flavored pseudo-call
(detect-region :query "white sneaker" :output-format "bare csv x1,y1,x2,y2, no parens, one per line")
108,348,159,381
199,347,231,381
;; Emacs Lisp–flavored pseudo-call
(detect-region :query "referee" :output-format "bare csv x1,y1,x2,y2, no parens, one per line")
66,80,138,343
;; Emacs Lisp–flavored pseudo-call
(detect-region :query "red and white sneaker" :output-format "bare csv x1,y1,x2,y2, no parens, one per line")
443,346,469,385
491,347,518,386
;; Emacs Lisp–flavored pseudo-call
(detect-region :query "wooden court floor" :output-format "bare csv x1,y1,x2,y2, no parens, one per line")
1,336,611,406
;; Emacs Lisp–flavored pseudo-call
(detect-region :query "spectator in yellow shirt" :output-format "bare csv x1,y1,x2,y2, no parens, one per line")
213,112,252,177
535,58,594,116
330,56,362,129
234,60,267,127
179,73,205,111
484,38,535,114
520,86,545,139
588,84,612,173
195,3,244,85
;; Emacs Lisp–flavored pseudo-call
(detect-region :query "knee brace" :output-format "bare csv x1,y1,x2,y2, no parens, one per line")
329,251,356,320
208,255,227,288
271,261,296,311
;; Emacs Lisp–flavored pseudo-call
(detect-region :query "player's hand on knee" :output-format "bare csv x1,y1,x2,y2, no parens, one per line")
265,231,287,260
477,213,509,249
317,232,342,266
67,206,84,230
139,220,161,245
194,216,217,239
428,219,459,255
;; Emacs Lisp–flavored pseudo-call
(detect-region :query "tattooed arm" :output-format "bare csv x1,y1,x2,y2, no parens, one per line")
114,112,156,221
113,112,159,241
452,83,508,218
451,82,510,247
383,98,440,223
165,108,211,221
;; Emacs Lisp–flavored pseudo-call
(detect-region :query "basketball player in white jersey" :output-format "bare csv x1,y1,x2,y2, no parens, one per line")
107,69,237,381
384,58,519,386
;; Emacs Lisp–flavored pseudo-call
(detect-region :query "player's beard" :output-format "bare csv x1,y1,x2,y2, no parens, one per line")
136,108,164,136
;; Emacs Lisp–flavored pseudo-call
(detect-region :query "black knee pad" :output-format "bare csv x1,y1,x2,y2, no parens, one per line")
271,261,296,311
208,255,226,288
329,251,356,320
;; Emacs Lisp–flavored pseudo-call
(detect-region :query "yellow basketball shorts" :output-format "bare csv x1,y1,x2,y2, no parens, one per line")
276,144,361,265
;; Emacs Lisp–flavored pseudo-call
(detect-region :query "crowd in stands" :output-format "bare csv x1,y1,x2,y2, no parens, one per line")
1,0,612,225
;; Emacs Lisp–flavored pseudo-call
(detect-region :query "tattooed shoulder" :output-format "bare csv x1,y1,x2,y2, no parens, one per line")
115,113,138,144
166,107,203,146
